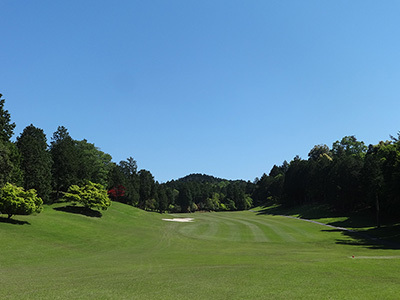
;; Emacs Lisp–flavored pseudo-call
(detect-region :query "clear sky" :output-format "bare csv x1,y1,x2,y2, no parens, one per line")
1,1,400,183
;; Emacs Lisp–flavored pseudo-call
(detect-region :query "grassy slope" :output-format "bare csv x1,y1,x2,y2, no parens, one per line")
257,204,400,245
1,202,400,299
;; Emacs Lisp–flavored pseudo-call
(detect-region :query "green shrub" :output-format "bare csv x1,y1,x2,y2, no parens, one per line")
63,181,111,210
0,183,43,219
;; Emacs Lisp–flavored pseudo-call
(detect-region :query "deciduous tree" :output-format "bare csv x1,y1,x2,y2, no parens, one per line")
75,139,112,187
62,181,111,211
0,183,43,219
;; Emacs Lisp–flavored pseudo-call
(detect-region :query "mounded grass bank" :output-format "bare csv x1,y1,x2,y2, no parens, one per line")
1,202,400,299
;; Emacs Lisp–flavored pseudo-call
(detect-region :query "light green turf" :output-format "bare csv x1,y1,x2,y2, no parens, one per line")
1,202,400,299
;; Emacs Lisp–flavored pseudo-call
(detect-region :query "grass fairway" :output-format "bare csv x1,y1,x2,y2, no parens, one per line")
1,202,400,299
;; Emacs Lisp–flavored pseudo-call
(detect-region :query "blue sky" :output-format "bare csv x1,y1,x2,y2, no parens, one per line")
1,1,400,182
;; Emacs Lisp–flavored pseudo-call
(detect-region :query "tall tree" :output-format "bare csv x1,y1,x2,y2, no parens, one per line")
75,139,113,187
50,126,78,198
138,169,155,210
0,141,14,186
177,184,193,212
16,125,52,203
0,93,22,186
282,157,311,206
332,136,367,158
109,157,140,205
327,137,366,211
155,184,169,213
362,143,385,227
0,94,16,143
308,144,330,161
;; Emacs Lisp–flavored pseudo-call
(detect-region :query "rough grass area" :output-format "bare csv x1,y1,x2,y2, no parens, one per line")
1,202,400,299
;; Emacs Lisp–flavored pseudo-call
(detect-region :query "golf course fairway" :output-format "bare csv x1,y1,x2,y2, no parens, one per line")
0,202,399,299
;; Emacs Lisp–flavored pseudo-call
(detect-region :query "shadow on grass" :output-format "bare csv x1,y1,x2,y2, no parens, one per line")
53,205,102,218
0,216,30,225
257,204,380,228
322,228,400,250
256,204,345,220
257,204,400,250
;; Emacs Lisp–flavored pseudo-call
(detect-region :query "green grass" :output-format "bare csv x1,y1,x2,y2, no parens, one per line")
1,202,400,299
257,204,400,245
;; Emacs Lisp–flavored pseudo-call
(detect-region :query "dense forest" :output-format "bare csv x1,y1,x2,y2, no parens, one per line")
252,136,400,226
1,93,400,225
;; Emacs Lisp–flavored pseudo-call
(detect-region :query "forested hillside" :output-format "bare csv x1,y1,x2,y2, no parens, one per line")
253,136,400,226
166,174,254,212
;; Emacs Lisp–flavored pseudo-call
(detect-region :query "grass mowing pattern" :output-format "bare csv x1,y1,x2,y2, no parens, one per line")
1,202,400,299
177,212,314,243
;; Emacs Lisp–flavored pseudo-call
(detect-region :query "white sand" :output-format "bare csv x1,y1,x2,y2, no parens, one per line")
162,218,194,222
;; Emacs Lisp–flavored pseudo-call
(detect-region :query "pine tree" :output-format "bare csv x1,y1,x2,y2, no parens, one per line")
16,124,53,203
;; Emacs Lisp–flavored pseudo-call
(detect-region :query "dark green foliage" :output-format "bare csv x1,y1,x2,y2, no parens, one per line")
332,135,367,158
0,94,16,143
155,184,169,213
108,157,140,206
0,141,15,187
282,158,311,206
252,161,287,206
372,141,400,217
107,158,162,212
166,174,254,213
254,134,400,226
50,126,79,198
308,144,330,161
50,126,113,201
16,125,52,203
0,94,22,187
177,173,225,184
176,185,193,212
7,142,23,186
138,169,155,210
362,144,385,227
118,157,140,205
75,139,112,187
269,161,289,177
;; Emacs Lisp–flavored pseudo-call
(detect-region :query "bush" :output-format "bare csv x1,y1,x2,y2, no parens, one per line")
63,181,111,211
0,183,43,219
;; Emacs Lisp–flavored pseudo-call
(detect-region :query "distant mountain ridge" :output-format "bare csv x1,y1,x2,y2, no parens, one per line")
172,173,248,184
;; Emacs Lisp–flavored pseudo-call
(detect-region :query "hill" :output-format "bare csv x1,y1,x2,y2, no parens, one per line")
172,173,226,184
171,173,250,184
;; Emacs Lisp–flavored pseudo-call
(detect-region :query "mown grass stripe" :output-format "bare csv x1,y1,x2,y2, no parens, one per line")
242,215,319,242
211,213,270,242
250,213,326,241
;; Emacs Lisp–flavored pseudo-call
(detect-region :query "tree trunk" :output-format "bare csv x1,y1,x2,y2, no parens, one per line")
376,193,380,229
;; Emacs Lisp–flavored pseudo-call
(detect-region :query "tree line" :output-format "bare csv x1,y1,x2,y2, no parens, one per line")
252,135,400,226
2,92,400,225
0,94,254,216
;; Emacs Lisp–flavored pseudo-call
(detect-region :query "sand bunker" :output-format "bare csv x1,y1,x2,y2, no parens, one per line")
162,218,194,223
